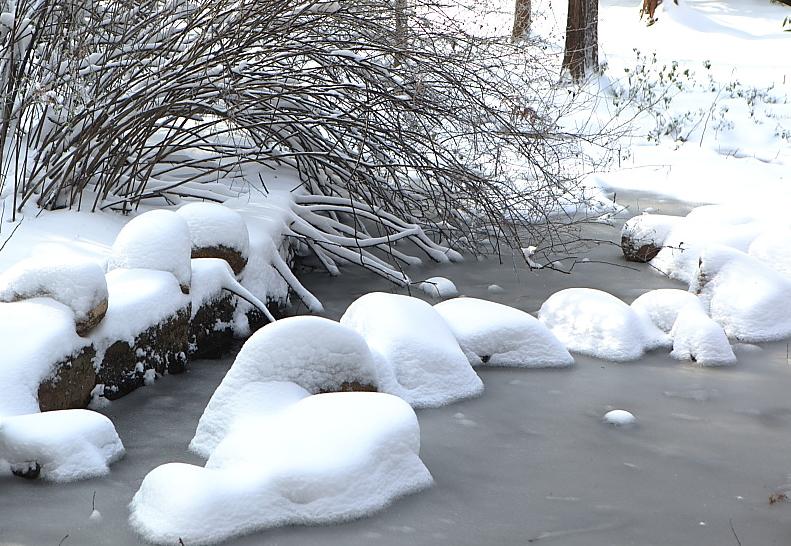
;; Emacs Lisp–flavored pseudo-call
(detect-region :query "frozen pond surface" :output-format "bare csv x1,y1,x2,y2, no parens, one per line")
2,193,791,545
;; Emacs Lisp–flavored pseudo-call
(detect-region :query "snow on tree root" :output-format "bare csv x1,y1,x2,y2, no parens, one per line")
131,393,432,546
107,210,192,292
691,246,791,342
434,298,573,368
0,257,108,336
630,289,702,333
190,316,381,457
177,203,250,275
340,292,483,408
190,258,275,324
538,288,670,362
670,303,736,366
0,409,124,482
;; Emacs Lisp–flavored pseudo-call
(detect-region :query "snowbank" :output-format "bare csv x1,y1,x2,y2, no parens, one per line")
341,293,483,408
669,303,736,366
107,210,192,290
539,288,670,362
132,393,432,545
630,289,701,333
0,409,124,482
419,276,459,299
434,297,573,367
748,228,791,279
190,316,380,456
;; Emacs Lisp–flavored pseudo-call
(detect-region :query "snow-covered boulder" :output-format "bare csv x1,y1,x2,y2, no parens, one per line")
177,203,250,275
692,246,791,342
418,276,459,299
0,409,124,482
434,297,573,367
630,288,701,333
538,288,670,362
748,227,791,279
670,302,736,366
621,213,682,262
107,210,192,292
131,393,432,545
341,293,483,408
190,316,381,457
0,258,108,336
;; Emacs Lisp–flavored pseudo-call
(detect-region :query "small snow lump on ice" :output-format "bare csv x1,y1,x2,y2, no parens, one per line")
604,409,636,426
434,297,573,367
418,276,459,299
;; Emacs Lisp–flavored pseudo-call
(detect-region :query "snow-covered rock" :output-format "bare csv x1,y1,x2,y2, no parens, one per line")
0,409,124,482
0,257,108,335
630,288,701,333
604,409,636,426
190,316,380,457
107,210,192,291
418,276,459,299
670,303,736,365
621,213,682,262
538,288,670,362
748,227,791,279
434,297,573,367
177,203,250,274
132,393,432,545
692,246,791,342
341,293,483,408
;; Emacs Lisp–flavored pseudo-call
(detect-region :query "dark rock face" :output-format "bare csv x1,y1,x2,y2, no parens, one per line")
190,294,236,359
11,462,41,480
97,307,191,400
37,346,97,412
621,235,662,263
318,381,378,394
192,245,248,276
76,298,108,337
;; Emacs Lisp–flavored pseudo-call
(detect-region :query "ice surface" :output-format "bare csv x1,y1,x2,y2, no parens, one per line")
0,409,124,482
630,289,701,333
691,246,791,342
418,276,459,299
0,257,107,326
107,210,192,289
131,393,432,545
539,288,670,362
341,293,483,408
177,202,250,257
190,316,381,457
669,302,736,366
434,297,573,367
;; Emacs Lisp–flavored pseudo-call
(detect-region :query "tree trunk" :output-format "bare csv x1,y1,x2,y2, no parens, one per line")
562,0,598,82
512,0,531,40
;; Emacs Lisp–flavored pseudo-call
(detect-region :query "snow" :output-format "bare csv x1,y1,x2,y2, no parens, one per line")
0,257,107,326
434,297,573,368
487,284,504,294
176,202,250,257
190,316,380,457
107,210,192,290
748,228,791,279
538,288,670,362
669,302,736,366
621,213,681,253
604,410,636,426
630,289,701,333
189,258,274,323
341,293,483,408
691,246,791,342
0,409,124,482
418,276,459,299
131,393,432,545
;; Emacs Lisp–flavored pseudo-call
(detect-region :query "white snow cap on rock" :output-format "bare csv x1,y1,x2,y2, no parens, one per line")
191,316,380,457
107,210,192,289
0,409,124,482
630,289,701,333
341,292,483,408
434,297,573,367
670,302,736,366
132,393,432,546
691,245,791,342
176,202,250,257
418,276,459,299
539,288,670,362
621,213,681,252
0,257,107,327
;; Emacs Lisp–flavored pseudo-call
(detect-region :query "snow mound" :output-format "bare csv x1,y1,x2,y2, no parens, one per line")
748,228,791,279
0,409,124,482
604,410,635,426
107,210,192,290
621,213,681,261
0,257,107,330
190,316,380,457
670,303,736,366
630,289,701,333
189,258,274,323
131,393,432,545
538,288,670,362
341,293,483,408
434,297,573,367
177,202,250,257
418,276,459,299
691,246,791,342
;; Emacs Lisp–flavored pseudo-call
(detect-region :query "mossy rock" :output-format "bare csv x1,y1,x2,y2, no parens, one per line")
192,245,247,276
190,293,236,359
318,381,378,394
621,235,662,263
37,346,97,412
